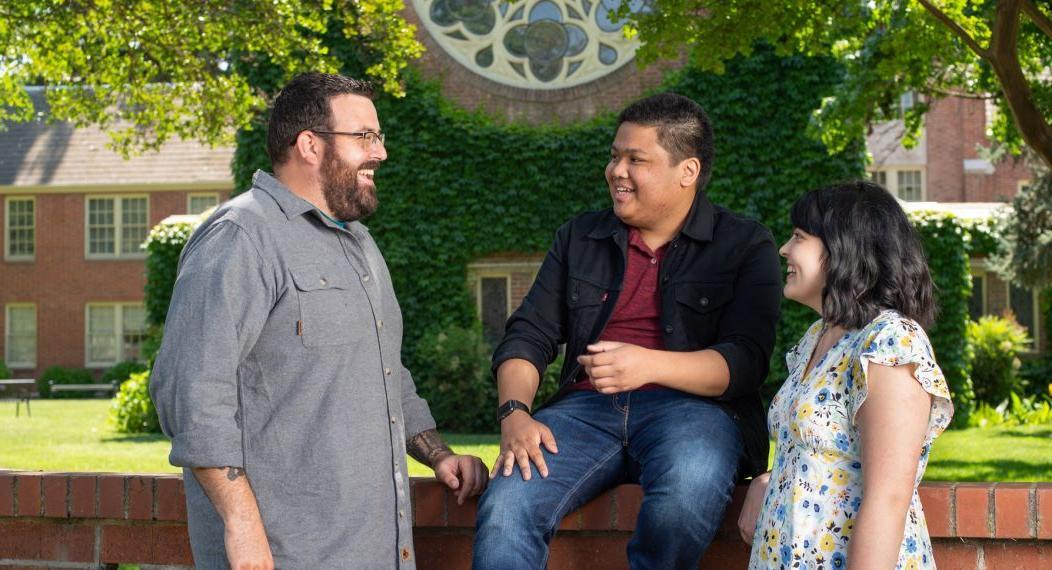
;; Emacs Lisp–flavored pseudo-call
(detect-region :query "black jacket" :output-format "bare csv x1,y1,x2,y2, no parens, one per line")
492,191,782,478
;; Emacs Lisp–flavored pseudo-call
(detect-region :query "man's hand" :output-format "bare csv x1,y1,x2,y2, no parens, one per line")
433,454,489,505
492,411,558,481
224,516,275,570
577,341,653,393
738,472,770,545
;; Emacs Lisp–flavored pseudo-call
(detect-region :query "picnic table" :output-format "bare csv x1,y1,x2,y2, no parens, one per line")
0,379,36,417
48,381,119,397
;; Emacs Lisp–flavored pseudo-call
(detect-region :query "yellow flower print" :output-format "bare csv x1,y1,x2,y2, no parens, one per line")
831,468,849,486
905,556,919,570
900,334,913,348
842,519,855,537
799,403,814,419
820,533,836,552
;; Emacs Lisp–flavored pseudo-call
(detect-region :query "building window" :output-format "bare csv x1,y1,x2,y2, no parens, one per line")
188,193,220,215
868,168,925,201
86,196,149,258
5,197,35,260
5,304,36,368
86,303,146,366
969,274,986,320
1008,285,1040,351
899,91,918,114
479,276,511,345
1019,180,1031,194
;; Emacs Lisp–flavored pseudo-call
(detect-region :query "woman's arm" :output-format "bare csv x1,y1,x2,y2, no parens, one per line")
849,362,932,568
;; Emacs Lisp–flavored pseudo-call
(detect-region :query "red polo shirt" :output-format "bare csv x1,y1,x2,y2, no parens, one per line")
573,227,667,391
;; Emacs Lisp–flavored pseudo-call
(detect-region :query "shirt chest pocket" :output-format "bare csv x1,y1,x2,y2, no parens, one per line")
566,276,608,338
674,282,733,348
289,264,365,348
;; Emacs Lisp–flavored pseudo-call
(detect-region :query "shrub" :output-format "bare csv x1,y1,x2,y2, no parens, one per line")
413,324,496,433
37,366,94,399
110,371,162,434
967,392,1052,428
968,315,1030,405
0,360,10,379
102,360,148,386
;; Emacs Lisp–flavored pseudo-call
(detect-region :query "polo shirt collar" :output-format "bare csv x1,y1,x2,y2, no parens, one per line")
587,190,717,242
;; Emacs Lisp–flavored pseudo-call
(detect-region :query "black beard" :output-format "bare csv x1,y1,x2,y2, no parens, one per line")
321,149,378,222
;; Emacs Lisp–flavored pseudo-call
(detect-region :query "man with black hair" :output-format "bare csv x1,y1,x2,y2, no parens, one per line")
473,93,782,569
151,72,487,569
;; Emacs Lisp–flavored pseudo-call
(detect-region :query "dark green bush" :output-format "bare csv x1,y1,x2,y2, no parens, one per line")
102,360,148,386
413,324,495,433
0,360,10,379
109,371,162,434
968,315,1031,405
38,366,95,399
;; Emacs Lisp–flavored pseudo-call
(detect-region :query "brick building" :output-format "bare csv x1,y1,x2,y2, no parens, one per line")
0,89,233,378
0,2,1044,377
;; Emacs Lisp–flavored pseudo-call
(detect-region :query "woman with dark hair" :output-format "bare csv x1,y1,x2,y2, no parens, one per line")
739,181,954,569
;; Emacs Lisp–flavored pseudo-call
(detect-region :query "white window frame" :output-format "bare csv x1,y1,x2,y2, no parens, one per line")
1005,285,1042,353
84,302,147,367
4,303,37,368
187,192,220,215
868,166,926,201
84,195,150,260
4,196,36,261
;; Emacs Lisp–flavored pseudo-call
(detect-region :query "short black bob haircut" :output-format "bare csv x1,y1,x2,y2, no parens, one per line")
266,72,374,167
617,93,716,192
790,180,936,329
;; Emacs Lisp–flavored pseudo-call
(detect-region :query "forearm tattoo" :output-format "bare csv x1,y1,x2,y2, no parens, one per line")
226,467,244,481
406,429,454,468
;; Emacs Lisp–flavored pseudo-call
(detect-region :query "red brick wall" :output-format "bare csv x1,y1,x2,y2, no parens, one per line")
924,98,1033,203
2,472,1050,569
0,189,226,377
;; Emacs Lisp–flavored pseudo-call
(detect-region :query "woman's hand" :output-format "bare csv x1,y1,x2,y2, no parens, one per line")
738,472,770,545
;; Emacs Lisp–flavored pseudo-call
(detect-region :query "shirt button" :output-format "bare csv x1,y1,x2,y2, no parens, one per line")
399,509,405,518
664,325,673,334
700,297,709,307
377,319,384,328
362,274,371,282
650,257,657,265
319,277,327,286
390,415,397,423
662,275,669,283
385,367,392,376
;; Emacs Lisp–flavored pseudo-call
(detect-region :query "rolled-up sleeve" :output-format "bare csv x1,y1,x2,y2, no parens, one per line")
491,223,569,380
399,364,437,439
709,229,783,400
150,220,275,469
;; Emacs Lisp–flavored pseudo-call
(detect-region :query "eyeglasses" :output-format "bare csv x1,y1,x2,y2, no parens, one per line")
308,129,386,147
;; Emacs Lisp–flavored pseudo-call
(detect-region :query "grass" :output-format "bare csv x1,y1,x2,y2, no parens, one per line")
2,400,1050,481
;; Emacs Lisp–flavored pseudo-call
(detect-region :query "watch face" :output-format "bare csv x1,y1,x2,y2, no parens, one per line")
412,0,652,90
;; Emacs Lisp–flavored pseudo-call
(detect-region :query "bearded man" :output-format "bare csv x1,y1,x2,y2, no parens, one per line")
151,72,487,569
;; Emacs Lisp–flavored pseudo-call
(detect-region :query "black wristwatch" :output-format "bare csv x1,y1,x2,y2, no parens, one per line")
498,399,531,422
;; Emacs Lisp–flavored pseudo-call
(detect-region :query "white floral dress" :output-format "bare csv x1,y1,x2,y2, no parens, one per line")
749,310,954,569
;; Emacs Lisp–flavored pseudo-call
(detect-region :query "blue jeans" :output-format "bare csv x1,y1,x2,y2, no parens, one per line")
473,390,743,570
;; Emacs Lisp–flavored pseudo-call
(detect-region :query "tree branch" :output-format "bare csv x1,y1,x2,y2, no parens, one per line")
916,0,991,59
1021,0,1052,39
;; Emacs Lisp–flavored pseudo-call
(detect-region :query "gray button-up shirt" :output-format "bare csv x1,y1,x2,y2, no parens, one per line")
151,170,435,569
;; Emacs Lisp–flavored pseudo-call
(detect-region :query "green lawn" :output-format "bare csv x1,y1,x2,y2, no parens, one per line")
2,400,1049,481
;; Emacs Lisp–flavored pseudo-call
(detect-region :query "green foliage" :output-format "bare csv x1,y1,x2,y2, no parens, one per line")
629,1,1052,168
967,392,1052,429
968,316,1031,405
0,0,423,156
37,366,94,399
143,220,197,327
910,211,975,425
109,371,162,434
0,360,10,379
988,165,1052,289
102,360,148,386
413,324,495,433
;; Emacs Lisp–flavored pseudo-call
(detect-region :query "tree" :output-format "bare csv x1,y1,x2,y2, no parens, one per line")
0,0,423,156
628,0,1052,170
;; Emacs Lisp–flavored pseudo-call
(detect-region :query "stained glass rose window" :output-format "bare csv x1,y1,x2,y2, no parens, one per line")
413,0,650,89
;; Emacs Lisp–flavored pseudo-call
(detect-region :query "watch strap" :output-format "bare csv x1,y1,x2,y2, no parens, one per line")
498,399,531,422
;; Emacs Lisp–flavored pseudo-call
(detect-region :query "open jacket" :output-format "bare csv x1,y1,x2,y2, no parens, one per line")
492,191,783,478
